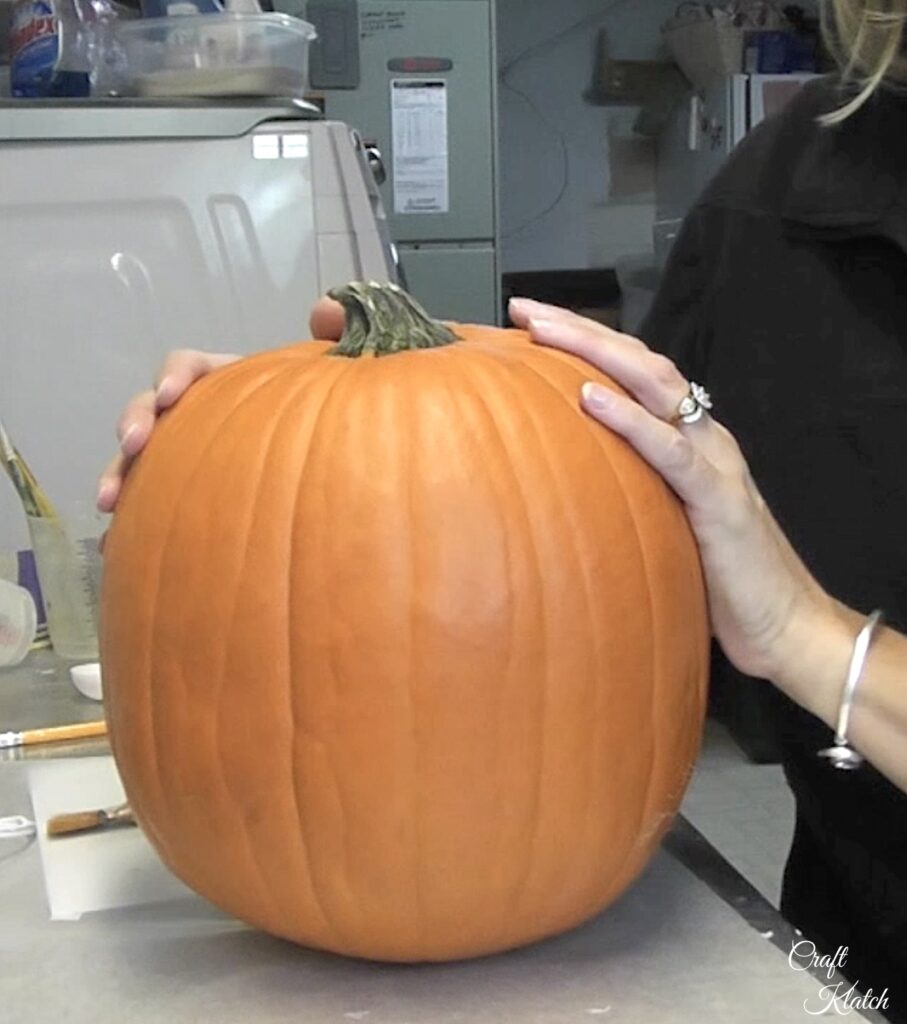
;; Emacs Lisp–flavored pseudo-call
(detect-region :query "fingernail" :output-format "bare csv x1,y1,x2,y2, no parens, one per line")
582,382,612,411
528,316,555,336
156,376,177,406
120,423,139,450
96,480,115,508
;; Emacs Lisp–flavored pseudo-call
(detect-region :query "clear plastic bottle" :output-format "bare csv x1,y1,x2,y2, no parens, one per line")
26,513,100,662
10,0,122,97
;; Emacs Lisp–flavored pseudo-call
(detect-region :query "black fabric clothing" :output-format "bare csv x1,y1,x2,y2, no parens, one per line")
641,76,907,1020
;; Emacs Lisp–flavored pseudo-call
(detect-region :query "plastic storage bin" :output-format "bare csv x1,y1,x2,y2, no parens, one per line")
115,13,316,98
663,16,745,89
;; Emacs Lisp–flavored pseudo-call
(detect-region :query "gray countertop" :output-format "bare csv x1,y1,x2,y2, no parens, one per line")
0,654,883,1024
0,650,110,761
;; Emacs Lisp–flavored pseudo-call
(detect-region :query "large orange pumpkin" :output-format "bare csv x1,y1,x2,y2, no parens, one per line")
101,282,709,963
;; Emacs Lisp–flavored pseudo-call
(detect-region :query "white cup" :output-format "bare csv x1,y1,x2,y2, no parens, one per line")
70,662,103,701
0,578,38,668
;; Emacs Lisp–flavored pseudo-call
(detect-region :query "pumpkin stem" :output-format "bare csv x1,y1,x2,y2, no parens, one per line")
328,281,460,358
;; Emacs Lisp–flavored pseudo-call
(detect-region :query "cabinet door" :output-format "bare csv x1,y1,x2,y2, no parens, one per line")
399,244,499,324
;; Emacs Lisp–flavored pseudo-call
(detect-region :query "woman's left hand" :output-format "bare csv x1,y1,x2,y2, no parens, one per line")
509,297,837,689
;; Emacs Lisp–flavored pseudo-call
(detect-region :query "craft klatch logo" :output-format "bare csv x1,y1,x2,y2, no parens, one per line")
788,940,891,1016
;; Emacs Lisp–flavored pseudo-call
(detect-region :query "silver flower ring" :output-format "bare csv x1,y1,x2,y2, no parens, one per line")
671,382,713,426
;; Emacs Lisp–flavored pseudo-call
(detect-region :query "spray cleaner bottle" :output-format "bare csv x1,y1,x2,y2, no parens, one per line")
10,0,121,96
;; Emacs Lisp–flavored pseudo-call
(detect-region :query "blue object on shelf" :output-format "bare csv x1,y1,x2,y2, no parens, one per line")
9,0,65,97
9,0,122,97
744,30,818,74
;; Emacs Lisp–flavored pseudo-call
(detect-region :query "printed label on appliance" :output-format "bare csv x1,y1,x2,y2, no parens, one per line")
361,9,406,39
391,79,449,215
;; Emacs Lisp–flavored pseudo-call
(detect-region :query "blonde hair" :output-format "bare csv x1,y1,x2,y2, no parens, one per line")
822,0,907,122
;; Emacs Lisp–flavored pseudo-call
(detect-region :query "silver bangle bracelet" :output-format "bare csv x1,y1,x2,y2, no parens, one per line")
818,609,884,771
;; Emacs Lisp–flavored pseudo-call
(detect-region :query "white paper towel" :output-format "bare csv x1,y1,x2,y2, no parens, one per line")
28,756,191,920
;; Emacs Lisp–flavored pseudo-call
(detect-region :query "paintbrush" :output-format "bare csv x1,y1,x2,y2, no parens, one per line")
46,802,136,838
0,417,57,519
0,720,108,748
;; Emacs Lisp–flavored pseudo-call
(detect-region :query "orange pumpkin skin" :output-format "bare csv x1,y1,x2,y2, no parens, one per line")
101,312,709,963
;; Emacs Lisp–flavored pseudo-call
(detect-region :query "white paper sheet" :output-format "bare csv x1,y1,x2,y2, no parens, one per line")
391,79,450,215
27,756,191,921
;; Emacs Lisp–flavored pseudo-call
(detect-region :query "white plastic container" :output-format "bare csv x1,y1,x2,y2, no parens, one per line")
70,661,103,701
115,13,316,98
0,577,37,668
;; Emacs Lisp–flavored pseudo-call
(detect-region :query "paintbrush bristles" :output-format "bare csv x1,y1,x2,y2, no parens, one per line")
0,417,57,519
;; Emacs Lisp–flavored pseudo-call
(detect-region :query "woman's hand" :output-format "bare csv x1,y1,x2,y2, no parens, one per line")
508,300,907,790
509,297,838,688
97,297,345,512
96,349,239,512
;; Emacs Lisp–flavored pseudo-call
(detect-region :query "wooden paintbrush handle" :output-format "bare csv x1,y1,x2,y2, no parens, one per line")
23,721,108,746
0,721,108,749
46,810,105,836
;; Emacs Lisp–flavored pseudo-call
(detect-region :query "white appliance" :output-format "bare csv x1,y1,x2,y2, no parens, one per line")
0,99,396,553
655,73,816,262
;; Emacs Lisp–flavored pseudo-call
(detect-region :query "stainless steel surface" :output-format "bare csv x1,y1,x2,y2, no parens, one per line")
0,651,110,762
0,660,882,1022
0,765,873,1024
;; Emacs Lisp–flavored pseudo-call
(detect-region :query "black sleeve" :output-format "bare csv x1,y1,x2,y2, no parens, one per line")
638,207,713,382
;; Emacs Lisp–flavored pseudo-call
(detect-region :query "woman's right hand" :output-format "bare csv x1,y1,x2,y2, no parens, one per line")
96,349,239,512
97,297,345,512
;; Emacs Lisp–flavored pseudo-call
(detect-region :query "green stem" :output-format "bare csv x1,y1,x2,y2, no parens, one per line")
328,281,460,358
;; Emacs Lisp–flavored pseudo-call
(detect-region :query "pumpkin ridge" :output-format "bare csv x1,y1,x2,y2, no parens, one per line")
463,346,649,922
282,357,363,946
580,408,703,871
484,352,609,879
404,379,427,953
315,381,361,941
159,364,322,920
414,378,440,946
105,363,247,856
395,364,429,949
216,360,349,933
292,366,354,921
436,362,521,918
396,349,538,936
519,340,633,402
501,345,684,909
449,351,555,924
305,359,440,953
521,350,706,890
115,362,292,869
523,348,661,877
